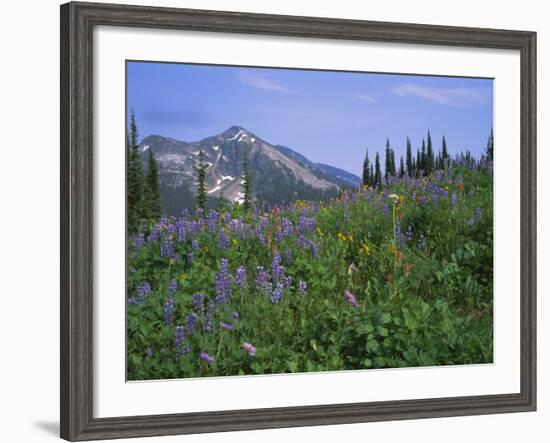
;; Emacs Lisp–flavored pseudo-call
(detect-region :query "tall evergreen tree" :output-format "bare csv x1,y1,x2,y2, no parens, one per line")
241,148,253,212
426,130,434,175
370,164,374,187
406,137,413,176
384,138,391,182
143,148,161,221
420,139,427,175
441,135,449,167
390,148,396,176
196,149,207,211
374,152,382,189
127,109,144,233
399,156,405,178
486,129,494,160
362,149,371,187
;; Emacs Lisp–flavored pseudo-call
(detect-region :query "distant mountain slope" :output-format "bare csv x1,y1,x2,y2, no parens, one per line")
139,126,358,215
316,163,361,188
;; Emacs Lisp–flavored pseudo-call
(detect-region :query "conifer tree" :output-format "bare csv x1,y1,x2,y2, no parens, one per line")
374,152,382,189
442,135,449,166
127,109,144,233
370,164,374,186
399,156,405,178
196,149,207,212
390,148,396,177
406,137,413,176
486,129,494,160
143,148,161,221
426,130,434,175
384,138,391,182
362,149,371,187
420,139,427,175
241,148,253,212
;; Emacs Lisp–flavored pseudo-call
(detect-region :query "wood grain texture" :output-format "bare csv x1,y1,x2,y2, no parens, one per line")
60,2,537,440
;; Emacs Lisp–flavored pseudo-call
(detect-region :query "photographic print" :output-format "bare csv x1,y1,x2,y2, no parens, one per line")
126,61,494,381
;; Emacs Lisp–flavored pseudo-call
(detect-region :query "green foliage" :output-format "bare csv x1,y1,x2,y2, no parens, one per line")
241,148,253,212
127,110,144,234
196,149,207,211
127,162,493,380
143,148,161,222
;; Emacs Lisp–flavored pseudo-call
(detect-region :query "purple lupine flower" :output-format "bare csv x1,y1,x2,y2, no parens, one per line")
196,208,204,221
132,232,145,248
284,248,293,265
344,289,360,308
383,204,390,217
281,218,294,238
242,342,256,356
253,224,265,244
298,280,307,295
466,218,475,226
176,220,186,242
297,236,318,256
186,312,197,334
395,220,405,249
215,258,232,305
192,239,199,250
207,210,218,233
421,195,427,207
218,229,230,249
199,352,215,364
168,279,177,294
271,283,284,304
235,266,247,289
284,275,293,289
163,296,174,325
187,252,193,267
260,217,270,229
160,235,174,258
174,326,189,359
271,254,284,283
202,308,213,333
128,282,152,305
192,293,205,313
232,311,239,320
220,322,234,331
255,266,270,289
476,207,483,221
145,347,154,358
297,216,316,234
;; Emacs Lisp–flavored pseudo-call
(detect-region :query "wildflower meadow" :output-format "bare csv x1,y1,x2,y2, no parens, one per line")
127,159,493,380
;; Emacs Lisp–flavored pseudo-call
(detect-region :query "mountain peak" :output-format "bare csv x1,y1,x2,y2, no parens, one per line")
219,125,257,143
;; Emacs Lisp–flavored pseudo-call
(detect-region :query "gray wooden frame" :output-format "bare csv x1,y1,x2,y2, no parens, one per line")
60,1,537,440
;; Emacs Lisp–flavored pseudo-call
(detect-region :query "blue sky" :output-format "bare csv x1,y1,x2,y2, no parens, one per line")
127,61,493,176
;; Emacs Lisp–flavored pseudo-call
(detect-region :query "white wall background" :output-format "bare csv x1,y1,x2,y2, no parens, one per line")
0,0,546,441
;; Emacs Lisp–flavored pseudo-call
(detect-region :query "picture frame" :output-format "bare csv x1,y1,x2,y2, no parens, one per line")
60,1,536,441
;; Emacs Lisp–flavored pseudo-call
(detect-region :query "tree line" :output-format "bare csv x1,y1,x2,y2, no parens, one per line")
362,129,493,189
127,110,161,234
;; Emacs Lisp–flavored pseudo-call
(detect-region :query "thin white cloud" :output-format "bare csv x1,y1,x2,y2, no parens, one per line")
354,93,376,103
393,83,489,106
235,70,290,93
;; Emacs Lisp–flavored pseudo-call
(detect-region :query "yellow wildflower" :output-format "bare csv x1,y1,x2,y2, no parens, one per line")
316,227,324,237
232,239,238,246
337,232,346,241
360,242,370,255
